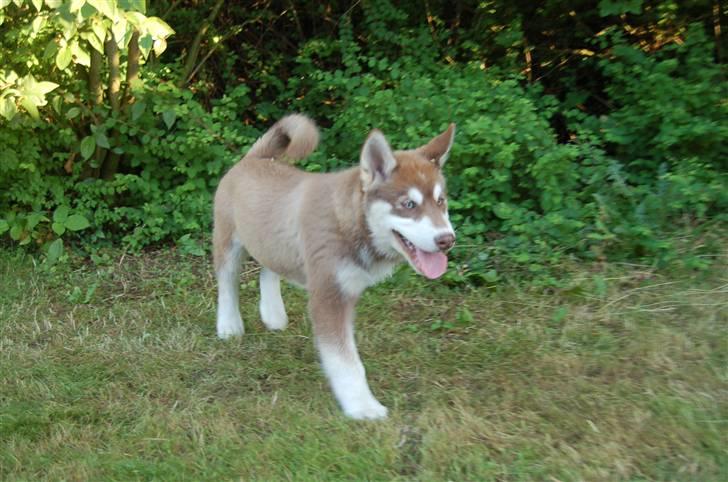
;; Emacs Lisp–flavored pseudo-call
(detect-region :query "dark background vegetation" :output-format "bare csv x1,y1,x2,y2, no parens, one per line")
1,0,726,281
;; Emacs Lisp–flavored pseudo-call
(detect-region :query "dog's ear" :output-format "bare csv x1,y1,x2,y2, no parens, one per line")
416,123,456,168
360,129,397,189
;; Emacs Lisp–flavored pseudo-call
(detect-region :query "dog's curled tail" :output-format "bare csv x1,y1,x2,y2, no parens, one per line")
245,113,319,163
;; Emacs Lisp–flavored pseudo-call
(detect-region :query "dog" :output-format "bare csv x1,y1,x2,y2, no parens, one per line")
213,114,456,419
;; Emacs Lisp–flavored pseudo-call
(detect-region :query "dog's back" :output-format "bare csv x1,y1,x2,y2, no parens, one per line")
213,115,322,283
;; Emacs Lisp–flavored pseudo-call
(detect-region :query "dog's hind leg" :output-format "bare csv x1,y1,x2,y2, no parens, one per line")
259,268,288,330
214,214,247,339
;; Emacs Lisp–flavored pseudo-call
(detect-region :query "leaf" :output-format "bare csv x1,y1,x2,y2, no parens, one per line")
56,45,72,69
20,97,39,119
119,0,145,13
80,135,96,159
35,80,59,95
52,222,66,235
46,238,64,265
31,0,42,11
87,0,116,20
130,101,146,120
65,214,91,231
137,33,153,58
66,107,81,119
162,109,176,129
53,205,69,223
0,0,12,9
0,97,17,120
83,31,104,53
9,224,23,241
70,41,90,67
95,132,110,148
0,219,9,234
91,18,106,45
152,37,167,56
143,16,174,39
112,16,129,48
32,14,45,34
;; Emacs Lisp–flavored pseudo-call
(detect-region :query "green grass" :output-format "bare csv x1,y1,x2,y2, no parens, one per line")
0,248,726,481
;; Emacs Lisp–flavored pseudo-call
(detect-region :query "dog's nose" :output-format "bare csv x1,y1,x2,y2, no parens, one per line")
435,233,455,251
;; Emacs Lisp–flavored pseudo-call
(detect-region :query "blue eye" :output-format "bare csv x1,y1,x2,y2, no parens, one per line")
403,199,416,209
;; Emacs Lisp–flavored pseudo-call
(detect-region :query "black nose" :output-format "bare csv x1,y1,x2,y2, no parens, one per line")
435,233,455,251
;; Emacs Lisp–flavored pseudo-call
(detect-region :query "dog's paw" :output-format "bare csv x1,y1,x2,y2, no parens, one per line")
344,399,389,421
217,316,244,339
260,299,288,331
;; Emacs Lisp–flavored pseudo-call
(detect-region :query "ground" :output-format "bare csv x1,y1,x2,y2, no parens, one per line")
0,247,725,481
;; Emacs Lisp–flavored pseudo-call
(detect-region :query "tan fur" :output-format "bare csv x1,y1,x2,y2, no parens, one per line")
213,114,455,419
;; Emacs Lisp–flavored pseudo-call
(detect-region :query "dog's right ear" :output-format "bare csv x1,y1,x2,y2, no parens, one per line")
360,130,397,190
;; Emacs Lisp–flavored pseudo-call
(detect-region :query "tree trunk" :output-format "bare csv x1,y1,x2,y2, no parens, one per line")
101,33,122,180
177,0,224,87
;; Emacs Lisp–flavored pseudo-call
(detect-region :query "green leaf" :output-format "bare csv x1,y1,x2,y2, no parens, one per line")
31,0,42,11
119,0,145,13
130,101,146,120
52,222,66,235
56,45,72,70
66,107,81,119
46,238,64,265
65,214,91,231
138,33,153,58
162,109,176,129
53,205,69,223
0,97,17,120
0,219,9,234
80,136,96,159
95,132,110,148
9,224,23,241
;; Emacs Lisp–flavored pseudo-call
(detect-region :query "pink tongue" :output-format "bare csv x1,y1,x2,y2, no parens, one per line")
415,248,448,279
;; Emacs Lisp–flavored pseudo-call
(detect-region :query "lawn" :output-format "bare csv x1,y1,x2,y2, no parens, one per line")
0,248,725,481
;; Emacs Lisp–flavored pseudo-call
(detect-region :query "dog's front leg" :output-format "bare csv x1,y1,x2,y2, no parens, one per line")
309,286,388,420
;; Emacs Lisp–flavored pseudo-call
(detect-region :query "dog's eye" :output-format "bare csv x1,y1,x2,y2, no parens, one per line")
402,199,416,209
437,197,445,206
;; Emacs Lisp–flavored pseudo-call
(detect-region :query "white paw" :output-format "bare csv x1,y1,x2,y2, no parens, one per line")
260,299,288,331
343,399,389,420
217,315,244,339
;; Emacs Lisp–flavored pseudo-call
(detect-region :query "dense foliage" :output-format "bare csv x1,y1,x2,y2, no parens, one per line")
1,0,726,280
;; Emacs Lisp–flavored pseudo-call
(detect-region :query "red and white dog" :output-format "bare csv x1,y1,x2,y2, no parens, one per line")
213,114,456,419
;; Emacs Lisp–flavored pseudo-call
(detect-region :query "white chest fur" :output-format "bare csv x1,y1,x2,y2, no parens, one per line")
335,258,395,298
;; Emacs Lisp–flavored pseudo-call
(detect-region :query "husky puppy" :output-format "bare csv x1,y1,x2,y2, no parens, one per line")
213,114,456,419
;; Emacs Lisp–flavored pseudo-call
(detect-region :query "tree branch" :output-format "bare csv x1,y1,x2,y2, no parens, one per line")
178,0,225,87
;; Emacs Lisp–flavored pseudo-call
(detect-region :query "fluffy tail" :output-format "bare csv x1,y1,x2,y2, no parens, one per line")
245,114,319,163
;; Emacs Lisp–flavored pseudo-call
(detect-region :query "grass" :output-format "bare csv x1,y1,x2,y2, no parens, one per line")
0,247,726,481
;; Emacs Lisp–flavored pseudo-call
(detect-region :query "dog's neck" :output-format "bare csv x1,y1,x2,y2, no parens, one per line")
332,168,397,270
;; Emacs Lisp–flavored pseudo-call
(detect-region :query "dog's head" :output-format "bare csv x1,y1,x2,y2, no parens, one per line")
361,124,456,279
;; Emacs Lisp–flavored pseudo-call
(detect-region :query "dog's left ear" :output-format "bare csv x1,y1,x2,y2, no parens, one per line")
360,129,397,189
416,123,456,168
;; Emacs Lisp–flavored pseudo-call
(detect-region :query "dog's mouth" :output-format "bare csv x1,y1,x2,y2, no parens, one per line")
393,230,448,279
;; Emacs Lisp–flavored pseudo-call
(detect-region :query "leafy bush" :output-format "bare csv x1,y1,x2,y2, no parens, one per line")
0,1,724,280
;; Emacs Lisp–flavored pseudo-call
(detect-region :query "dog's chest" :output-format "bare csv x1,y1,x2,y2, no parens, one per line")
335,257,396,298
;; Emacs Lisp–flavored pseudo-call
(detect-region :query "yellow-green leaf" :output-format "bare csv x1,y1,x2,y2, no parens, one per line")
56,45,72,69
87,0,115,20
20,97,39,119
0,97,17,120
